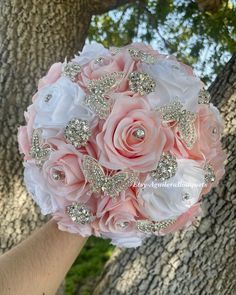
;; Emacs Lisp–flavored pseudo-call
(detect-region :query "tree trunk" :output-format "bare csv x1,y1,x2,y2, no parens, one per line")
0,0,135,252
94,54,236,295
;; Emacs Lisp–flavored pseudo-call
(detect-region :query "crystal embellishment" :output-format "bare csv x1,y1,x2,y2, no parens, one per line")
133,128,145,139
44,94,52,102
151,153,177,181
198,89,211,104
157,101,197,149
129,72,156,95
128,48,157,64
82,155,137,198
30,129,50,167
85,72,124,119
62,61,81,82
204,164,216,183
64,118,91,148
66,203,93,224
137,219,176,234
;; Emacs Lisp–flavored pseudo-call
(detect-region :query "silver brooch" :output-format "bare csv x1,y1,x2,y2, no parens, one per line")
66,203,94,224
30,129,50,167
64,118,91,148
204,164,216,183
198,89,211,104
150,153,177,181
128,48,157,64
85,72,124,119
137,219,176,234
62,61,81,82
82,155,137,198
129,72,156,95
157,100,197,149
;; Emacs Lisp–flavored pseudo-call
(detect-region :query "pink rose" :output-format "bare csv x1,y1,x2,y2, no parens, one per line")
42,143,88,201
17,104,36,160
96,191,145,247
96,95,168,172
38,62,62,90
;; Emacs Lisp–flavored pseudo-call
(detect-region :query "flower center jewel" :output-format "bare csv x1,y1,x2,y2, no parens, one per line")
51,170,65,181
133,128,145,139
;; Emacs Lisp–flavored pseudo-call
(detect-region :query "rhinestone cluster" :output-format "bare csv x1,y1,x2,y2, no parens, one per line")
204,164,216,183
82,155,137,197
128,48,157,64
44,94,52,102
64,118,91,148
85,72,124,119
129,72,156,95
62,61,81,82
137,219,176,234
198,89,211,104
66,203,93,224
157,100,197,149
30,129,50,167
151,153,178,181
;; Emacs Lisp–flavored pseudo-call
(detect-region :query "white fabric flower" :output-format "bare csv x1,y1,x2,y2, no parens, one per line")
73,42,111,65
139,159,205,221
141,58,202,112
101,232,145,248
24,162,59,215
33,77,95,137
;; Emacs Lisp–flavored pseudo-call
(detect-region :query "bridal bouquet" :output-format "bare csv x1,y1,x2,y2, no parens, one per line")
18,42,225,247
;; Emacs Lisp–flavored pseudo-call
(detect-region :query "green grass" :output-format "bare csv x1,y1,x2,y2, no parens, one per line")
65,237,114,295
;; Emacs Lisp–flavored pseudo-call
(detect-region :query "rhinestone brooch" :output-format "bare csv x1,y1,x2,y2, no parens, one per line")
137,219,176,234
198,89,211,104
129,72,156,95
150,153,178,181
64,118,91,148
204,164,216,183
82,155,137,198
157,100,197,149
85,72,124,119
62,61,81,82
30,129,50,167
128,48,157,64
66,203,93,224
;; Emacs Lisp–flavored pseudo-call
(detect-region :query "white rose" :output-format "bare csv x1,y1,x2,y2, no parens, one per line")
24,162,60,215
33,77,96,137
139,159,205,221
73,42,111,65
101,231,145,248
141,58,201,112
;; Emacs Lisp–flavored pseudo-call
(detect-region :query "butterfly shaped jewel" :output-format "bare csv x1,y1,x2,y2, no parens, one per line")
30,129,51,167
82,155,137,198
157,100,197,149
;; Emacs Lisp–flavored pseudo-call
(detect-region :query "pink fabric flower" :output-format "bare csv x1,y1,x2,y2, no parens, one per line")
96,95,168,172
96,191,145,247
38,62,62,90
42,143,88,201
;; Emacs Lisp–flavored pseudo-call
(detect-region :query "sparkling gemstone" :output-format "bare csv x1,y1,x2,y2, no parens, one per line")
30,129,50,167
157,100,197,149
52,171,65,181
62,61,81,82
129,72,156,95
44,94,52,102
182,192,190,201
204,164,216,183
117,221,129,229
212,127,218,134
198,89,211,104
64,118,91,148
66,203,93,224
151,153,177,181
133,128,145,139
137,219,176,234
128,48,157,64
95,57,104,64
85,72,124,119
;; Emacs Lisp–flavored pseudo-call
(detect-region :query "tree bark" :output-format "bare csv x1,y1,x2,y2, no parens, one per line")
94,54,236,295
0,0,135,253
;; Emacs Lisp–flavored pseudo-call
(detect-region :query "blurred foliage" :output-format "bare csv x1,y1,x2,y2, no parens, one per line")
65,237,114,295
88,0,236,84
